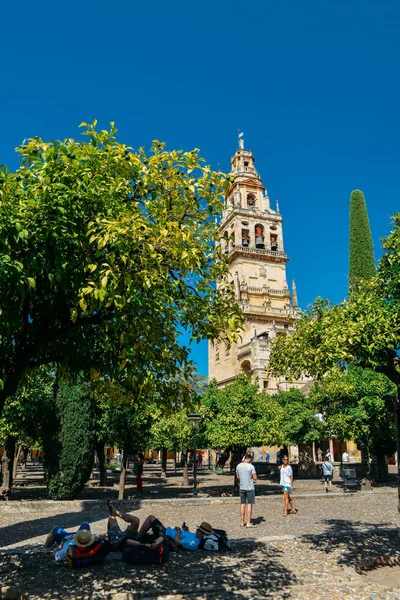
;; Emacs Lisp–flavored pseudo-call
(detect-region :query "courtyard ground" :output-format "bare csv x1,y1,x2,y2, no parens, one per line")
1,470,399,599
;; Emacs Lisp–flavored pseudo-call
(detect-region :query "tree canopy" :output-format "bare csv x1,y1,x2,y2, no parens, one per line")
0,122,243,413
310,367,396,455
268,213,400,510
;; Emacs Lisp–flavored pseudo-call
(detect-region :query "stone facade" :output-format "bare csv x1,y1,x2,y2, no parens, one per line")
209,138,302,392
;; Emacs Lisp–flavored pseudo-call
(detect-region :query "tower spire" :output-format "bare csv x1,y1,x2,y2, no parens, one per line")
238,130,244,149
291,279,298,308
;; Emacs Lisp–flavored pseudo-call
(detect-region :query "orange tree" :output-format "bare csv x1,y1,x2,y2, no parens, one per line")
0,122,242,411
0,121,243,497
268,214,400,512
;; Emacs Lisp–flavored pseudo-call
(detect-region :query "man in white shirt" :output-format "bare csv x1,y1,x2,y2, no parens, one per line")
236,452,257,528
342,450,349,463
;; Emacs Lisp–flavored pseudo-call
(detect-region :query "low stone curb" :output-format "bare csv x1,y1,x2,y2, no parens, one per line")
355,551,400,573
0,587,28,600
0,487,396,513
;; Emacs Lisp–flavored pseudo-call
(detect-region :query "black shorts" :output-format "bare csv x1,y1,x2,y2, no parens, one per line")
324,474,332,482
240,489,255,505
151,518,166,538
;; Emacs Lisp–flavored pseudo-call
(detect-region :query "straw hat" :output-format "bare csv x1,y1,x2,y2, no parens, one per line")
197,522,213,535
73,529,95,547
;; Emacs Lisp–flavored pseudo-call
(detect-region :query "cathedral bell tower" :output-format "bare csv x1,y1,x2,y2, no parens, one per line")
209,134,299,392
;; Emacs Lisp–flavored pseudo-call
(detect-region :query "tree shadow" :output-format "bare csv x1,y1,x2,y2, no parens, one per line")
0,502,115,549
299,519,400,567
0,540,296,599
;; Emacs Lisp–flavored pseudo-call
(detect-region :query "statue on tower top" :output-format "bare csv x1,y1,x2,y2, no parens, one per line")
238,131,244,149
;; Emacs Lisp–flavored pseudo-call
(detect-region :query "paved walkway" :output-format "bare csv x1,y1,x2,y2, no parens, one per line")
1,489,400,598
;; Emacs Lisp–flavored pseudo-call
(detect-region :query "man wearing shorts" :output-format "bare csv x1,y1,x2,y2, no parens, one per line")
236,452,257,528
322,456,333,492
107,500,144,551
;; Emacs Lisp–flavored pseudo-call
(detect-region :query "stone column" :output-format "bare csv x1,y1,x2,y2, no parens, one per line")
312,442,316,464
329,438,334,462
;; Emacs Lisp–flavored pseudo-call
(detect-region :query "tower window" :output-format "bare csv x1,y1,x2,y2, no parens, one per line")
247,193,256,206
242,229,250,247
244,161,249,167
263,381,269,389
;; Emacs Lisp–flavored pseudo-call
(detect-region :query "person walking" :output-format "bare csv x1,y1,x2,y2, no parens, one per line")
236,452,257,528
280,456,297,517
322,455,333,492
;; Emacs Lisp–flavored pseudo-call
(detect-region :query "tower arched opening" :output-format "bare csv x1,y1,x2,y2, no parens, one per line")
241,360,252,379
255,224,265,249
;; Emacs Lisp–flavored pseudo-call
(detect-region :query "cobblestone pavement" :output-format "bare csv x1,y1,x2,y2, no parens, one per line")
1,490,399,599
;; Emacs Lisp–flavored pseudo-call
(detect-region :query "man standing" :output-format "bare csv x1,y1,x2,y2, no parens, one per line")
236,452,257,528
322,455,334,492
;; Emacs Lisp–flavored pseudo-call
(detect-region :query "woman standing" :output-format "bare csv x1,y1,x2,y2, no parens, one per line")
136,452,144,492
280,456,297,517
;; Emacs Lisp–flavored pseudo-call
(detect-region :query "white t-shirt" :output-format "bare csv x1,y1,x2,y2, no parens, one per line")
342,452,349,463
280,465,293,487
236,462,256,491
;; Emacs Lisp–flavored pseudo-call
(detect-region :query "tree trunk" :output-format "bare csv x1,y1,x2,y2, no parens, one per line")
394,403,400,514
13,443,23,480
375,449,387,481
118,450,127,500
161,447,167,479
182,450,189,486
0,436,16,500
96,440,108,487
173,451,177,474
360,438,372,488
232,446,245,493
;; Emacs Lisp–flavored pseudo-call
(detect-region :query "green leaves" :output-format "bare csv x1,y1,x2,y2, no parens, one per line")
0,122,243,413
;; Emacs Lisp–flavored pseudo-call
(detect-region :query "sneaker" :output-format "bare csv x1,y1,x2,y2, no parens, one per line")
325,488,328,493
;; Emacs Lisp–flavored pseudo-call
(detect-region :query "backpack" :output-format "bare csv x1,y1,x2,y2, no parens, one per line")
67,539,110,569
200,528,231,552
122,544,170,566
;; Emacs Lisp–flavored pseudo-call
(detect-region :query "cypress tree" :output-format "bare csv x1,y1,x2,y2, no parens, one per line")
349,189,375,290
46,379,95,500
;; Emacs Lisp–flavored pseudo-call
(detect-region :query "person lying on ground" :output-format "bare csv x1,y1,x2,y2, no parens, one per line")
107,500,162,552
45,522,95,561
136,514,214,551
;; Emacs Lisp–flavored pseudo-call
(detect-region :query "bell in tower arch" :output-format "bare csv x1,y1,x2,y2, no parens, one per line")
255,224,265,249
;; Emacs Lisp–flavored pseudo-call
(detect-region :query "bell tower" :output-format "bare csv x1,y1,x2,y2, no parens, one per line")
209,134,299,391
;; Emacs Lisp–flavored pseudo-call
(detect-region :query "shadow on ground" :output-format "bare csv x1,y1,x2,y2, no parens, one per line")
0,541,296,599
300,518,400,566
0,504,112,548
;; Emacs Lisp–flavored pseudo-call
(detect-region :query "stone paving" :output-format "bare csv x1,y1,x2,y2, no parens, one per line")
1,487,400,599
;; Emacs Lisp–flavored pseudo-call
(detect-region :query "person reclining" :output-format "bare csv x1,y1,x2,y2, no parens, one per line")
136,514,213,551
45,522,90,560
107,501,162,552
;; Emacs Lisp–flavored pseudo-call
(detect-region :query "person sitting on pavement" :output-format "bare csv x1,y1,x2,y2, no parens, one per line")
45,522,93,561
136,514,213,551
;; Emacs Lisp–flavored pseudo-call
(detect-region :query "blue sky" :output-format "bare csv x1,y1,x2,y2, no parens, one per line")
1,1,399,375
